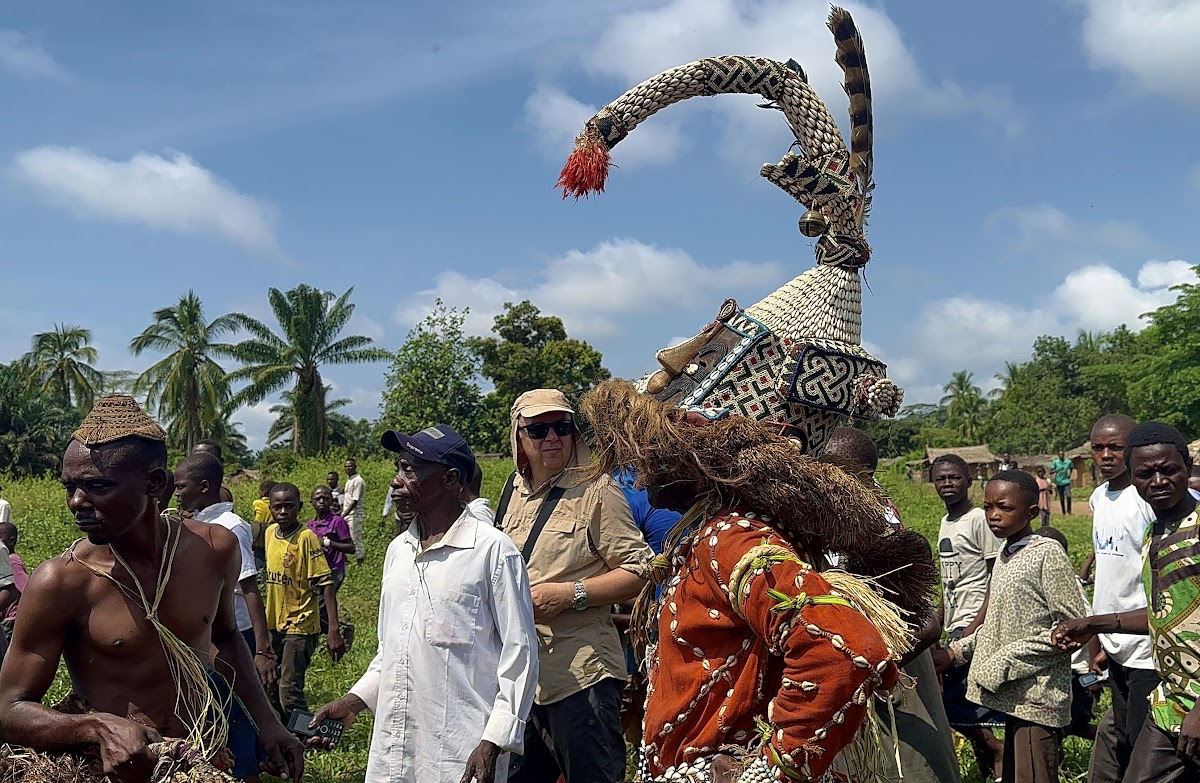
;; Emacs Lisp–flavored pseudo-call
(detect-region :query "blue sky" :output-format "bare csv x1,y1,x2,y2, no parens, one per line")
1,0,1197,449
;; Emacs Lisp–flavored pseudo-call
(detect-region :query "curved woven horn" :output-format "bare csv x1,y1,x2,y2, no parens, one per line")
557,8,874,268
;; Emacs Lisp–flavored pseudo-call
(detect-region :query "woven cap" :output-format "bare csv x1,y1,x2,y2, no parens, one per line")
72,395,167,446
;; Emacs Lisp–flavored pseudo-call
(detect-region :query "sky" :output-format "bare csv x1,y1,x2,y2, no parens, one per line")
1,0,1197,450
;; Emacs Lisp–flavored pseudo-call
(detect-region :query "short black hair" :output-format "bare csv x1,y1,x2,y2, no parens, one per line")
989,469,1040,507
931,454,970,477
1125,422,1192,469
97,436,168,473
1092,413,1136,436
270,482,301,502
176,452,223,486
469,462,484,496
822,427,879,472
192,439,223,461
0,521,17,547
259,479,276,497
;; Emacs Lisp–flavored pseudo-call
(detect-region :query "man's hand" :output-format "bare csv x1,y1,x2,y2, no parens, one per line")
255,651,278,692
257,718,306,781
711,753,738,783
307,694,367,751
1089,648,1109,674
530,583,574,622
327,627,346,662
458,740,501,783
90,714,162,783
1179,705,1200,764
930,647,952,674
1051,617,1093,651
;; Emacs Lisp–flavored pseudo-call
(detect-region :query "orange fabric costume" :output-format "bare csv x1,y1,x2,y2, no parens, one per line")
644,509,900,781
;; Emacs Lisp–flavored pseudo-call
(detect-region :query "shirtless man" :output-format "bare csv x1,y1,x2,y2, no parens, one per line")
0,396,304,782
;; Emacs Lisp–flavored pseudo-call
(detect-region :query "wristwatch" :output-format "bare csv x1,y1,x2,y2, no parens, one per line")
572,581,588,611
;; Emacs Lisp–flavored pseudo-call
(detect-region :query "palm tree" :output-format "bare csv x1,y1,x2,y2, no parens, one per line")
227,285,389,456
23,324,104,410
940,371,982,418
989,362,1022,400
129,292,240,452
266,386,354,452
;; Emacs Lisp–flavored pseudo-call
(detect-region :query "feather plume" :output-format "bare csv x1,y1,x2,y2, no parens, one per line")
828,7,874,217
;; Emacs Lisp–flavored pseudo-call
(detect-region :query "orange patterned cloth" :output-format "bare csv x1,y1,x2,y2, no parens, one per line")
643,508,899,781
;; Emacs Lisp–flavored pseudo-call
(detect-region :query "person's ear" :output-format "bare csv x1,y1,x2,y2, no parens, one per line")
147,466,169,501
445,468,460,489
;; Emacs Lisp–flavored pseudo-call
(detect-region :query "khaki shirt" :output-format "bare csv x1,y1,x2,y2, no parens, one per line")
503,468,652,704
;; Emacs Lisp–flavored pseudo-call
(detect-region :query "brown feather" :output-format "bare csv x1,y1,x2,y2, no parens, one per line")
828,7,874,210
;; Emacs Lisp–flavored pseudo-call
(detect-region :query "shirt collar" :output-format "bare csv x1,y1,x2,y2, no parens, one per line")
194,502,234,522
404,504,481,553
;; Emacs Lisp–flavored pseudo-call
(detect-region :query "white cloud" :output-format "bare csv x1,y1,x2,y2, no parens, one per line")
1078,0,1200,109
11,147,281,257
895,258,1196,403
985,204,1155,258
523,84,686,167
527,0,1021,171
395,238,782,343
0,30,69,81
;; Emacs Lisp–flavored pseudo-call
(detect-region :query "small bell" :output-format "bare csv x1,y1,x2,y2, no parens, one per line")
798,210,828,238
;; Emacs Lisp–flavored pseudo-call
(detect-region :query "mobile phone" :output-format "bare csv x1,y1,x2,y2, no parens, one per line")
1078,670,1109,688
287,709,344,747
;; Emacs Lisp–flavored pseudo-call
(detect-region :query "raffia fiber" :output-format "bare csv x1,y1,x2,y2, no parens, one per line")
581,379,936,623
72,396,166,446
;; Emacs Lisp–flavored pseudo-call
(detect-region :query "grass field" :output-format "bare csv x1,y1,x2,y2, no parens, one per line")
0,459,1104,782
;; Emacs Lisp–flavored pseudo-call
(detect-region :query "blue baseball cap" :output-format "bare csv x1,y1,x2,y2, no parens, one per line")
380,424,476,480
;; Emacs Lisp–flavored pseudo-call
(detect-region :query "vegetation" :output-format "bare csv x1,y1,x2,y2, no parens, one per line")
0,459,1101,782
22,324,104,412
226,285,390,457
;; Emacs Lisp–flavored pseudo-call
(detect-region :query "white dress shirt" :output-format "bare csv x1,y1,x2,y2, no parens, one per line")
194,502,257,633
349,502,538,783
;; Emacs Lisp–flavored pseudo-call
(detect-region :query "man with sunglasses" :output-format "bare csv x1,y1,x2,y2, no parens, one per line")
496,389,653,783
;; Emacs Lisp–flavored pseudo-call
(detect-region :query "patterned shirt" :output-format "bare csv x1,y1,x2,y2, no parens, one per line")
643,509,899,781
1143,510,1200,734
264,523,333,636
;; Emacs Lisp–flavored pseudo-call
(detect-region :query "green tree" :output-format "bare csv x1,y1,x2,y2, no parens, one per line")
267,386,356,453
469,300,610,447
939,371,988,443
379,301,484,445
1124,271,1200,434
0,361,81,476
129,292,240,452
23,324,104,411
227,285,389,456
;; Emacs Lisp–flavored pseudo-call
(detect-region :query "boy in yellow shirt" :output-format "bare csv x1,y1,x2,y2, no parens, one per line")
263,483,345,719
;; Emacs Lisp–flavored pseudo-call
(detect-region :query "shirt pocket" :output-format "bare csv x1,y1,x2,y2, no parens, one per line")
424,587,481,648
538,511,591,574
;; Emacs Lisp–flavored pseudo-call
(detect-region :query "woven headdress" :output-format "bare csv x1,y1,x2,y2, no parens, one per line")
559,7,902,454
72,395,167,446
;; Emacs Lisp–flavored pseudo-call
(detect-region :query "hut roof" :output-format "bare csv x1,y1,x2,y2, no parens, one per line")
925,445,997,465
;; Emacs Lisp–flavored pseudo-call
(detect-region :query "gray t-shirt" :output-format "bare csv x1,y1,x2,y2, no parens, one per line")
938,507,1001,633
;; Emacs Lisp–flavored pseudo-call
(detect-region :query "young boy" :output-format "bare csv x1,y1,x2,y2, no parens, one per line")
947,471,1088,782
307,486,354,640
931,453,1005,778
264,483,345,719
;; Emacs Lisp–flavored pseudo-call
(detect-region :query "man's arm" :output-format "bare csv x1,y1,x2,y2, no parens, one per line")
320,579,345,661
0,557,162,781
1052,609,1149,650
486,552,539,748
209,528,304,781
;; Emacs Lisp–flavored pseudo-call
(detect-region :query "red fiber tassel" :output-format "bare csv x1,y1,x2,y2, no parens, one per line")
556,130,612,200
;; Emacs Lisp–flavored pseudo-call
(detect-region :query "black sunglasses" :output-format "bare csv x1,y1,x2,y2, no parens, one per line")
519,419,574,440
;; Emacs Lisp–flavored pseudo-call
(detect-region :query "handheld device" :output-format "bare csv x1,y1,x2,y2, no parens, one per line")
1078,670,1109,688
287,709,344,747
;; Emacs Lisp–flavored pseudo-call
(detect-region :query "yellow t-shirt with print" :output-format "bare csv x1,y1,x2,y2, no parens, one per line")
264,523,332,636
252,497,272,524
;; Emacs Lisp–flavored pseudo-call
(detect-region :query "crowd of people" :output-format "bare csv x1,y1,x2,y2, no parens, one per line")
2,9,1200,783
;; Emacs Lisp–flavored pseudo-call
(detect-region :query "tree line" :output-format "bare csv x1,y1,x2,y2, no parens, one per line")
865,265,1200,459
0,287,610,477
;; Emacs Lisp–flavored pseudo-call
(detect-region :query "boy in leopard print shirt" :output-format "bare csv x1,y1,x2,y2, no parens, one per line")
946,470,1088,782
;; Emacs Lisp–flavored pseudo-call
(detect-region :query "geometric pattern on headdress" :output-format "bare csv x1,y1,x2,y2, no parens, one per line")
72,395,167,446
560,8,902,455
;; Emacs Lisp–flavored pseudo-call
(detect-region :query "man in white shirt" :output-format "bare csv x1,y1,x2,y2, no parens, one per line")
342,459,366,565
173,452,277,781
0,485,10,525
1057,415,1159,783
310,425,537,783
